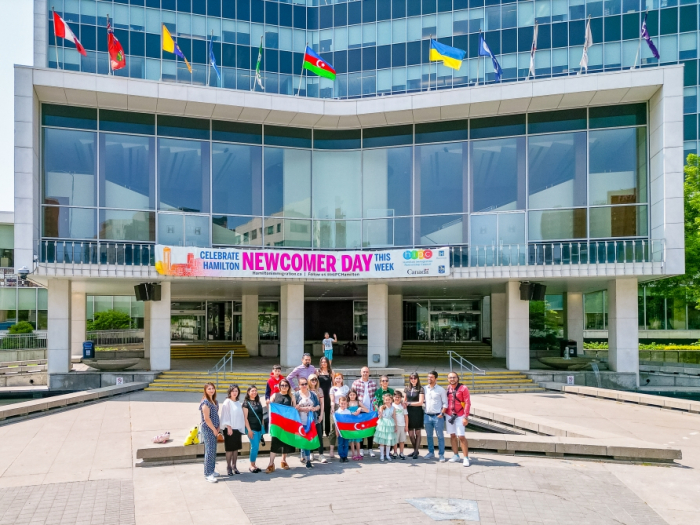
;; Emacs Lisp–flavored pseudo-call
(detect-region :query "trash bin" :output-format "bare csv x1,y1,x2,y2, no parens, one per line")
82,341,95,359
560,339,577,357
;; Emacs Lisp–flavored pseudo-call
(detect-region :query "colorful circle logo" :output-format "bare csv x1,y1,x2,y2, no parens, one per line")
403,249,433,260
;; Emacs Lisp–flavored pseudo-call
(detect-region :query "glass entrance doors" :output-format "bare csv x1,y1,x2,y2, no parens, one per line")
172,301,241,342
171,302,206,342
403,299,482,342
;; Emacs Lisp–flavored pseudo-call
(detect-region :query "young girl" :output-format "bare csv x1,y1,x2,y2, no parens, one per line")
346,388,368,460
391,391,408,459
374,393,397,461
334,395,351,462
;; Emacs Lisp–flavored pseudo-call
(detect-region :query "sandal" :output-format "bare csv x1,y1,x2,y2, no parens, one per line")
281,461,290,470
265,464,275,474
227,468,233,476
233,468,240,475
249,467,261,473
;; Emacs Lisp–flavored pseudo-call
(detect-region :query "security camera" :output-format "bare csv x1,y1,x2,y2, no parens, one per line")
17,266,30,282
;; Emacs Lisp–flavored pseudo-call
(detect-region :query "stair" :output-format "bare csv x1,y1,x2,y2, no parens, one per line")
170,343,249,360
400,342,493,359
403,371,545,394
146,371,270,392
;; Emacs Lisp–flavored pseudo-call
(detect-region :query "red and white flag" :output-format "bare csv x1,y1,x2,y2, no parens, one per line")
53,11,86,56
107,20,126,70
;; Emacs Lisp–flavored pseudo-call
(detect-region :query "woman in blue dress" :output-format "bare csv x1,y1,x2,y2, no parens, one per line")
199,382,220,483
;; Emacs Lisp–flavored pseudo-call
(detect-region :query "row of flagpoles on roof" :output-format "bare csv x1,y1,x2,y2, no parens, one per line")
52,8,662,90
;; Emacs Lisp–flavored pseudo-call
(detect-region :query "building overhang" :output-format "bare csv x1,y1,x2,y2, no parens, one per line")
23,65,678,128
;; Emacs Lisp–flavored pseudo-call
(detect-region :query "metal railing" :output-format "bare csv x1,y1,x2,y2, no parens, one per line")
86,329,144,346
39,240,155,266
452,239,663,268
0,332,47,350
447,350,486,389
209,350,236,387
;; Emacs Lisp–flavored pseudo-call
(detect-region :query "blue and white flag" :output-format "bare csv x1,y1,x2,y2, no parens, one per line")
641,13,660,59
478,34,502,81
209,38,221,80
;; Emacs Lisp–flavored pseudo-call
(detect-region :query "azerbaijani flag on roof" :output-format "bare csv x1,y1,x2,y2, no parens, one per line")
429,39,466,71
335,411,378,440
269,402,320,449
302,46,336,80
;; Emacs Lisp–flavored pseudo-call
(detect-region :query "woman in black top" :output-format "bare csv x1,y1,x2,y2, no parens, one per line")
242,385,264,473
405,373,425,459
265,378,296,473
317,357,333,436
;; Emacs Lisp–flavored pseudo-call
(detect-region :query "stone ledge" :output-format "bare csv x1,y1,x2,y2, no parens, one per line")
135,431,681,464
0,382,148,420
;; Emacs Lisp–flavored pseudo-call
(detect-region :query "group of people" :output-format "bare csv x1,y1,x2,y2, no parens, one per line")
198,350,472,483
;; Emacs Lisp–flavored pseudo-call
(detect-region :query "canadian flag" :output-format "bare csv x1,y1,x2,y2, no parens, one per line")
53,11,86,56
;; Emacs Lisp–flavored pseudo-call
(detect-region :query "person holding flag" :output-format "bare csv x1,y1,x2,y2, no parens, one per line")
478,32,502,83
293,377,321,468
107,17,126,73
579,16,593,74
162,24,191,74
52,8,86,66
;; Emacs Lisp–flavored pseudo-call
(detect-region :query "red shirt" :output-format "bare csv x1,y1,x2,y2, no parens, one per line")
265,373,285,400
445,384,471,418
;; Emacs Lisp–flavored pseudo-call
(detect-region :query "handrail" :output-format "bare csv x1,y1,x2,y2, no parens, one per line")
209,350,235,388
447,350,486,389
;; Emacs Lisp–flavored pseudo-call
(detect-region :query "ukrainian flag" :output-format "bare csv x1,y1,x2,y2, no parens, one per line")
429,39,466,70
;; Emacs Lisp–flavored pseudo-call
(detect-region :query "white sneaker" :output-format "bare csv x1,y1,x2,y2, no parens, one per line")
380,456,385,462
463,457,471,467
448,455,460,463
386,454,393,461
205,475,217,483
360,449,364,457
319,454,328,464
369,450,376,457
310,453,315,461
212,471,220,477
424,452,435,459
439,456,446,463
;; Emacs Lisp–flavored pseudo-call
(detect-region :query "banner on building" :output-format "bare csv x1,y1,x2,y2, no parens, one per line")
154,245,451,279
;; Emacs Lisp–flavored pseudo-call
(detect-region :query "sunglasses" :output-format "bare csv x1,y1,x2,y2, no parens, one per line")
280,384,289,388
300,382,308,386
310,379,318,382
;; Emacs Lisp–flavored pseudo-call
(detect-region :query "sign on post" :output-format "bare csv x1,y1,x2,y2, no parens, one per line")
566,375,575,386
115,377,124,386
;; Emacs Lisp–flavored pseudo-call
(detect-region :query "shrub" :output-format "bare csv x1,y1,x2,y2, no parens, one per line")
87,310,132,331
8,321,34,334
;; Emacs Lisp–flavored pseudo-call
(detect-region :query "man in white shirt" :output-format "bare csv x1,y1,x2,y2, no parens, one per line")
351,366,377,457
423,370,448,462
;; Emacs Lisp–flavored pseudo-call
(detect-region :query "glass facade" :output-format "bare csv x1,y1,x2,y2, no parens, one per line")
0,288,48,330
41,103,649,249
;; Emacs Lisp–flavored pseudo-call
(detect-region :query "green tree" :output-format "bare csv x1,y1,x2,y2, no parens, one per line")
8,321,34,334
87,310,132,331
646,154,700,305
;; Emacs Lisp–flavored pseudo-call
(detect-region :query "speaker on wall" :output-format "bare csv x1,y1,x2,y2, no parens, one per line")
150,283,161,301
134,283,162,302
520,282,532,301
532,283,547,302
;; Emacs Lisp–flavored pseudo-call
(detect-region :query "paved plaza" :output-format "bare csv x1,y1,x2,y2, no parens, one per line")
0,390,698,525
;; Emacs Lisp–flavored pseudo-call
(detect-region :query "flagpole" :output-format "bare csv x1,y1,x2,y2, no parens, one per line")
297,42,308,96
476,30,481,86
429,35,433,91
207,31,211,86
106,15,112,76
633,11,646,69
52,7,60,70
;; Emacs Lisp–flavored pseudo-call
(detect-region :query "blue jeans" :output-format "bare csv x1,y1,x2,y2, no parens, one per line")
249,430,263,463
424,414,445,457
337,436,349,459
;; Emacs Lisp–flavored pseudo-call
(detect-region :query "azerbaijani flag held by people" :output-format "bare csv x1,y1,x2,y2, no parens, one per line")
335,411,378,439
302,46,336,80
269,402,320,449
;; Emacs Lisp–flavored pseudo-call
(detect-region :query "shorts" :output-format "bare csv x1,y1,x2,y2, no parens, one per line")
445,415,466,437
395,426,407,443
324,348,333,360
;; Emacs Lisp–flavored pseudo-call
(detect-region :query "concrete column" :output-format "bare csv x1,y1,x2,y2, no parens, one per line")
368,284,389,368
47,279,70,375
608,278,639,381
70,291,86,358
143,301,151,359
565,292,584,353
505,281,529,370
387,294,402,357
491,292,506,358
280,283,304,367
149,281,171,371
242,294,259,356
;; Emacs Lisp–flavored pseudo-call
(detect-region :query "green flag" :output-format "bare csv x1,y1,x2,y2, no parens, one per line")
254,36,264,91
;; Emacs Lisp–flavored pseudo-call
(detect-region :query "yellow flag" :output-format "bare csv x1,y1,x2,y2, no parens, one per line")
162,25,175,53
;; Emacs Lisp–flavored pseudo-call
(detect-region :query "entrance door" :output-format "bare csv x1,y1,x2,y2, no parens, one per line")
207,302,233,341
171,302,206,341
429,300,481,342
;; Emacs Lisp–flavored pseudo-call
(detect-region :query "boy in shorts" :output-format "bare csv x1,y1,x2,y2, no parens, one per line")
391,391,408,459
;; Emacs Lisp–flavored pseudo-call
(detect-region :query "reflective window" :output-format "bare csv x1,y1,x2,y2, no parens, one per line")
158,138,210,213
43,128,96,207
99,134,155,210
313,220,362,249
264,218,312,248
362,147,412,218
185,215,210,247
528,209,587,240
212,142,262,215
415,214,468,246
99,210,155,241
589,205,648,238
212,215,263,246
415,142,468,215
312,150,362,219
471,137,526,213
43,207,96,239
362,217,412,247
471,213,525,246
528,132,587,209
157,213,184,245
589,127,647,205
264,147,311,218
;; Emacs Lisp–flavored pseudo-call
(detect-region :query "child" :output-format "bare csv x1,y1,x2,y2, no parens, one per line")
347,389,368,460
334,396,351,462
374,393,397,461
265,365,284,402
391,391,408,459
